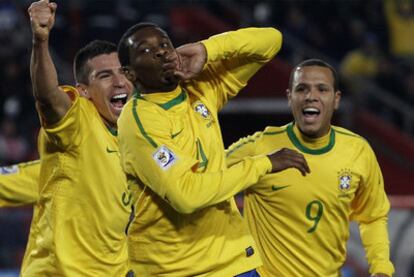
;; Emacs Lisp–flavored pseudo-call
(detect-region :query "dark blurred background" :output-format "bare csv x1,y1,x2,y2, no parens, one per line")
0,0,414,276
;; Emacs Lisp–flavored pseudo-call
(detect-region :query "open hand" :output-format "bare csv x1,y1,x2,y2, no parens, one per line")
267,148,310,176
173,42,207,80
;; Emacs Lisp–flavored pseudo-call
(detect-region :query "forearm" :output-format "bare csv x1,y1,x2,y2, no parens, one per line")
203,27,282,64
359,217,394,276
160,156,271,214
0,162,40,207
31,40,70,124
31,40,59,104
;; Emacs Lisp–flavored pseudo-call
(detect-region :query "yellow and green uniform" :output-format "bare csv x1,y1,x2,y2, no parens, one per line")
226,123,395,277
0,160,39,207
21,86,130,277
118,27,282,276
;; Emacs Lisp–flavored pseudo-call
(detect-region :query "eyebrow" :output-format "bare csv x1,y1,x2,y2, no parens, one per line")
90,68,119,79
130,32,170,49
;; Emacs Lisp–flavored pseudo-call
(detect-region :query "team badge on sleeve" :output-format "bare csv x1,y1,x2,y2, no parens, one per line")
153,145,177,170
0,165,19,175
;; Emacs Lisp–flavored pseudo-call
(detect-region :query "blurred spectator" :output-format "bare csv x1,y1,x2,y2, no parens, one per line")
384,0,414,64
340,33,382,78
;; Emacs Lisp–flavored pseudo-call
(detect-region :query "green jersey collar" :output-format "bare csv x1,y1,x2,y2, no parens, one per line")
158,90,187,110
286,122,335,155
134,88,187,110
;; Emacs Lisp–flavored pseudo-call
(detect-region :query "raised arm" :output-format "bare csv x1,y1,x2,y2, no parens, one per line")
28,0,71,125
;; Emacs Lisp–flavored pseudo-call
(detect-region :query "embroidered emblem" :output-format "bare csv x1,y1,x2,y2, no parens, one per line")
193,101,211,120
338,169,352,192
153,145,177,170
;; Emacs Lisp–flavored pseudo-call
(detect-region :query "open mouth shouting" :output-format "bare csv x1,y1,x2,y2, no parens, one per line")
302,107,320,123
110,93,128,113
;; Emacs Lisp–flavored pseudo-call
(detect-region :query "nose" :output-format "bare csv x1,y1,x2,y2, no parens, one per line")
305,87,318,101
113,73,126,87
155,48,168,59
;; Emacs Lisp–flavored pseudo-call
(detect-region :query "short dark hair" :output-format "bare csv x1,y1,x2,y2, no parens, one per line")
289,59,339,91
117,22,160,67
74,40,117,84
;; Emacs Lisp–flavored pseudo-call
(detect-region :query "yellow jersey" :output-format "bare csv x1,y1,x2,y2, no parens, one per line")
226,123,395,277
118,27,281,276
21,86,130,276
0,160,39,207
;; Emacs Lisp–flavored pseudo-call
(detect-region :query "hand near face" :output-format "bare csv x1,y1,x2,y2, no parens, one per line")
267,148,310,176
173,42,207,80
28,0,57,42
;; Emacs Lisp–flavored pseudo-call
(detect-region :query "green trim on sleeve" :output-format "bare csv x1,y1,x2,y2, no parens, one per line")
196,139,209,168
263,129,286,136
226,139,255,158
132,98,158,148
332,127,360,138
158,90,187,110
287,122,335,155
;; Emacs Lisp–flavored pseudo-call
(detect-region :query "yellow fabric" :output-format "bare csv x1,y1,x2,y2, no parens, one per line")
21,86,130,277
0,160,40,207
226,123,394,277
118,27,280,276
385,0,414,57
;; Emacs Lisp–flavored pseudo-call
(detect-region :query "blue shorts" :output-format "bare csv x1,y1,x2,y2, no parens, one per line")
235,269,260,277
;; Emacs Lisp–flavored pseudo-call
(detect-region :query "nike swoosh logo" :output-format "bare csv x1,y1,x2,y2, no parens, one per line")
271,185,290,191
171,129,183,139
106,147,118,153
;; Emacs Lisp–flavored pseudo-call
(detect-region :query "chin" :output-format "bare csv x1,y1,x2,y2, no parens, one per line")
299,124,320,138
163,76,179,87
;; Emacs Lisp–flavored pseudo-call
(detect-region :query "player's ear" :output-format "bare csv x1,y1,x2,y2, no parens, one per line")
122,66,136,83
334,90,341,110
286,89,292,107
77,83,90,98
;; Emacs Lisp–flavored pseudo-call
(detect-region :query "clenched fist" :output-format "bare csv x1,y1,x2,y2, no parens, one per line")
28,0,57,42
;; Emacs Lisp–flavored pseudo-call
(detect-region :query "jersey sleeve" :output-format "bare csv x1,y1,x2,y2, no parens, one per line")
0,160,40,207
225,131,263,166
350,143,394,276
119,101,272,214
41,86,82,151
199,27,282,110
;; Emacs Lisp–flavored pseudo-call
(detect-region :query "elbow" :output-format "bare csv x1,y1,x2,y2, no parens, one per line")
169,198,198,214
269,28,283,55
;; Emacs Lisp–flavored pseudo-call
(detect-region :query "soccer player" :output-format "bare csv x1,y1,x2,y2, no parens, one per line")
116,23,309,276
0,161,39,207
22,1,133,275
226,59,395,277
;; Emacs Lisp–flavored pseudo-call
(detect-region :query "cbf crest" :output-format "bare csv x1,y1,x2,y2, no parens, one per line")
193,101,211,120
338,169,352,192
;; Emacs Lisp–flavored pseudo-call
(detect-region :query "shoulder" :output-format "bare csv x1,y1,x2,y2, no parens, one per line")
60,85,80,100
118,96,171,139
262,125,288,137
333,125,364,141
227,125,284,154
332,125,373,151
